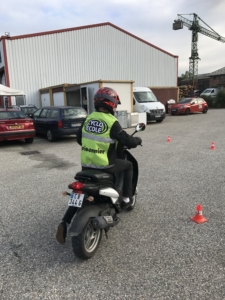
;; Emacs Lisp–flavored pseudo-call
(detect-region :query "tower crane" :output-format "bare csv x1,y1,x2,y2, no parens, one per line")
173,13,225,87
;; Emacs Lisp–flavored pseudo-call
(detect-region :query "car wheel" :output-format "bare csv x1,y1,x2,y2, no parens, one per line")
25,138,34,144
46,129,55,142
185,108,190,115
202,107,208,114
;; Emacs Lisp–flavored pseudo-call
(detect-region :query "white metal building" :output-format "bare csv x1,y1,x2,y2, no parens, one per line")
0,22,178,108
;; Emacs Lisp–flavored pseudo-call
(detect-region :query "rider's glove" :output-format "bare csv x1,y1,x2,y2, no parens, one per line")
135,137,142,145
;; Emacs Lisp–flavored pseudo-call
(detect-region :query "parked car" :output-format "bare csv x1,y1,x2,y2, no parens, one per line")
31,106,87,141
12,104,38,117
171,97,208,115
200,88,218,98
0,109,35,143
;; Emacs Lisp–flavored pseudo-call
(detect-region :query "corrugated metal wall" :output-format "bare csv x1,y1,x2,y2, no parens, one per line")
5,24,177,106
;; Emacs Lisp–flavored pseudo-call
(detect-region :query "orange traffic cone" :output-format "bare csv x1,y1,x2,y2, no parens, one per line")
210,142,215,150
167,135,171,142
190,204,208,224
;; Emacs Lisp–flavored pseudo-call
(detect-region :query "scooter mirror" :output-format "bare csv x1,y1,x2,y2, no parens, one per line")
135,123,146,132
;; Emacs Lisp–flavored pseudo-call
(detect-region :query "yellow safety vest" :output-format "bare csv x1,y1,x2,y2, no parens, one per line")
81,111,117,168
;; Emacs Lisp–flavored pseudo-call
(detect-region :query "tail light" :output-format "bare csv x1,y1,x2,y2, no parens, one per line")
71,181,85,193
29,121,34,128
58,120,63,128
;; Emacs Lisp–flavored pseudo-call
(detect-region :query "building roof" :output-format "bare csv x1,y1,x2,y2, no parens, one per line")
197,73,211,80
180,73,210,83
0,22,177,58
180,67,225,82
210,67,225,76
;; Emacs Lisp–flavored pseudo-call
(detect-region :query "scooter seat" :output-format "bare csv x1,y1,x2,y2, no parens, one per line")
75,169,114,183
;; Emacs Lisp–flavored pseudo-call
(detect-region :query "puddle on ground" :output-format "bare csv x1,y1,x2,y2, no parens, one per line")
23,152,77,170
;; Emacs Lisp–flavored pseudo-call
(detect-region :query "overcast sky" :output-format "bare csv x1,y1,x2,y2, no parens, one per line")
1,0,224,76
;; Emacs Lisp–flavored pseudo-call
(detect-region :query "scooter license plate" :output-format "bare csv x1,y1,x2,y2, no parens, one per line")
68,192,84,207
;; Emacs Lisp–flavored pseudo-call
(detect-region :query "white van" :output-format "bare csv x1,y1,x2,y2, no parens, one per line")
133,87,166,122
200,88,218,98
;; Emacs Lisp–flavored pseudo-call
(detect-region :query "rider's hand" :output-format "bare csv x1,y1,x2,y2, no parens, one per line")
135,137,142,145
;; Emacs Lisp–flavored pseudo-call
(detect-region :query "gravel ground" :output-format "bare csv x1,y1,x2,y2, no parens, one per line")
0,109,225,300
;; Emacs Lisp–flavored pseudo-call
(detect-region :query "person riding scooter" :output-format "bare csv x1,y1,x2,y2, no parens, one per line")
56,87,142,244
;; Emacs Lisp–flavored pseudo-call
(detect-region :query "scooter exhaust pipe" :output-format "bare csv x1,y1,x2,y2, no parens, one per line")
92,216,120,229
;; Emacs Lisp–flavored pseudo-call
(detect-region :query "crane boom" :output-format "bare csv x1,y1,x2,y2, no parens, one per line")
173,13,225,87
177,14,225,43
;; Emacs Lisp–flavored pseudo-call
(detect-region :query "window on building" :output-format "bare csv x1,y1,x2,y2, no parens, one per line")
0,52,2,63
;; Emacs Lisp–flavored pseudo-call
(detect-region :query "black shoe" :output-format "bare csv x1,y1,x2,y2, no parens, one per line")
56,221,67,244
121,201,131,209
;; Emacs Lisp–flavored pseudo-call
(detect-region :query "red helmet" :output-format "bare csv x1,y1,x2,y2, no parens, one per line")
94,87,121,113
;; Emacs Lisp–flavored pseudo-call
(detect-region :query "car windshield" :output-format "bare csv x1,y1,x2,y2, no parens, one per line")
21,107,37,114
134,91,158,103
0,111,27,119
62,108,87,119
178,98,192,104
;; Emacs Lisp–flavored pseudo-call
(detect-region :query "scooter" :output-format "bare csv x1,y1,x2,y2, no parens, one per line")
62,123,145,259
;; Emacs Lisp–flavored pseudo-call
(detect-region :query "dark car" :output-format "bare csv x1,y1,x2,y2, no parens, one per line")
171,97,208,115
12,104,38,117
0,109,36,143
188,90,202,97
31,106,87,141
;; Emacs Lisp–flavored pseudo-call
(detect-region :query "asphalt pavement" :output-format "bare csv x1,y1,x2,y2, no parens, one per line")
0,109,225,300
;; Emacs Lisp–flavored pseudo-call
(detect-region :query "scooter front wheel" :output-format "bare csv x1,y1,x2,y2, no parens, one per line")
71,218,102,259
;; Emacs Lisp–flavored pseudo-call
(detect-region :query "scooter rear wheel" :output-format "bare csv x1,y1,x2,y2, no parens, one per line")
71,218,102,259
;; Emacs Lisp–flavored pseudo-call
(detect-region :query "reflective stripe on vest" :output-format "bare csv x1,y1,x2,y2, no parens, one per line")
82,132,115,144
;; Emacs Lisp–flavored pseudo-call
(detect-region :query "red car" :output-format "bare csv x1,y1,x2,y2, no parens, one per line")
0,109,36,143
171,97,208,115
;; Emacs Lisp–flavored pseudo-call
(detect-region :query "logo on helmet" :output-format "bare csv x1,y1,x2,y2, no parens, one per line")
84,119,108,134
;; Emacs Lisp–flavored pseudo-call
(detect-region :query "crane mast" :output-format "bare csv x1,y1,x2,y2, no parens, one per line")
173,13,225,87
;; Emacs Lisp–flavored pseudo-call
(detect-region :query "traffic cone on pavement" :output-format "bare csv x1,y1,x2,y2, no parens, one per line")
190,204,208,224
167,135,171,142
210,142,215,150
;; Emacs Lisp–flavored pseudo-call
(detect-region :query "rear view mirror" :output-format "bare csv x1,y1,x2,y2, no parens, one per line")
135,123,146,132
